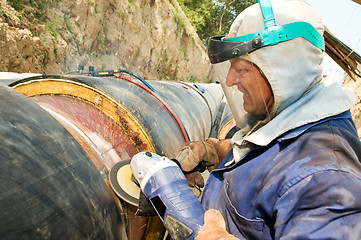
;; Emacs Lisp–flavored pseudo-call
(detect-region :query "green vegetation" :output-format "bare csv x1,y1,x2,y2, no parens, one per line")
6,0,24,11
179,38,188,59
45,20,61,39
7,0,55,36
95,3,99,14
159,49,179,80
163,49,169,62
162,25,167,34
173,11,186,38
64,15,72,31
0,9,12,19
128,0,136,7
177,0,256,45
189,75,197,83
15,11,23,21
34,1,47,22
7,0,52,23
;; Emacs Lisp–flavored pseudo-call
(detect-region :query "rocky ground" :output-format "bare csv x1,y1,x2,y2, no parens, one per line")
0,0,213,82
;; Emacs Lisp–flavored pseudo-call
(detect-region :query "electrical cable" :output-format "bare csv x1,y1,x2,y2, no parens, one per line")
118,72,190,142
116,69,157,92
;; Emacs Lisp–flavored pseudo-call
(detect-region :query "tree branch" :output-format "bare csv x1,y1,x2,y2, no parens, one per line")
218,0,236,32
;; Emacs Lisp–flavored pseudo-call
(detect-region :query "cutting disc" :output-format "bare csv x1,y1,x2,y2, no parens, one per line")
109,160,140,206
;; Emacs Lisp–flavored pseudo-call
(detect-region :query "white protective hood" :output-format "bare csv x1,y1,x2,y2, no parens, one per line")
228,0,356,162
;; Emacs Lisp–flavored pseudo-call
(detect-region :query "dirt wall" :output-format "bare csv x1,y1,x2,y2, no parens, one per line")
0,0,214,82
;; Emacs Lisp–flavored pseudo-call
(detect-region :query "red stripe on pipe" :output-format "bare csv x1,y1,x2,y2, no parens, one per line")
120,76,190,142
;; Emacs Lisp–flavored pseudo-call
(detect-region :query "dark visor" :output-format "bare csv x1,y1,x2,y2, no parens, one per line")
207,35,264,64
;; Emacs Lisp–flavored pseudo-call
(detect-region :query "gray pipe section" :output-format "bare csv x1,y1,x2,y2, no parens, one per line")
81,75,225,157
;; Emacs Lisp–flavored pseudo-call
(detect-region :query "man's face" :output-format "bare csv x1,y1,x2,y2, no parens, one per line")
226,58,274,117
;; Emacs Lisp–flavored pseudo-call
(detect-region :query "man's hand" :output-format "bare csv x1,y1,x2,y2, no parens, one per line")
196,209,238,240
175,138,232,188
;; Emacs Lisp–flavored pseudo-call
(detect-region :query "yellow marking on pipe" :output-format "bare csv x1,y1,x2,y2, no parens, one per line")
13,79,156,153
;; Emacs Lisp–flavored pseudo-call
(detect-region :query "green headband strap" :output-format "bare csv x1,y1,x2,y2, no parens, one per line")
259,0,276,28
223,0,325,51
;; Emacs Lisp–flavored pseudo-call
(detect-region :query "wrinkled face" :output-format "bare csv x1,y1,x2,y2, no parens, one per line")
226,58,274,117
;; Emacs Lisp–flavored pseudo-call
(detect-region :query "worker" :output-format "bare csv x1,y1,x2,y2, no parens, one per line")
176,0,361,239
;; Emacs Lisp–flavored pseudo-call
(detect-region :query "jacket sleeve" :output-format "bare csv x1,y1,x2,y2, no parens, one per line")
274,170,361,239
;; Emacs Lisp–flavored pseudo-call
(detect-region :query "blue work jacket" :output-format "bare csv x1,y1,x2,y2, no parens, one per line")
201,111,361,239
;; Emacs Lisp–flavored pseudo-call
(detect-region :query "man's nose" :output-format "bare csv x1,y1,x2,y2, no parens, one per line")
225,68,239,87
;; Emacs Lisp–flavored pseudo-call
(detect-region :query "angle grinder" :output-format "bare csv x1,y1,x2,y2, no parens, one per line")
109,159,140,206
109,152,206,240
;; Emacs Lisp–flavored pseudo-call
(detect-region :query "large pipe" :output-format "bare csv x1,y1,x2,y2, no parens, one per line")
2,73,236,239
10,74,234,158
0,83,123,239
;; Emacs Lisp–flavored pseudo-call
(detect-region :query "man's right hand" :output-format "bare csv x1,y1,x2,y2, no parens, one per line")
175,138,232,188
196,209,239,240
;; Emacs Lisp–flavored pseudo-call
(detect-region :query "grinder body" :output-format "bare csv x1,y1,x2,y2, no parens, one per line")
131,152,205,240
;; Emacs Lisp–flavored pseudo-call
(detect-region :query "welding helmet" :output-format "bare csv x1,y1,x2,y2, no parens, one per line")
208,0,325,128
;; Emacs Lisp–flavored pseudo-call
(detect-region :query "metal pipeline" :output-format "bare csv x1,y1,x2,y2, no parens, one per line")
0,83,123,239
2,72,236,239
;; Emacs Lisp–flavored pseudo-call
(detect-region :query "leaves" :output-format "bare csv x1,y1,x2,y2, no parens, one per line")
178,0,256,46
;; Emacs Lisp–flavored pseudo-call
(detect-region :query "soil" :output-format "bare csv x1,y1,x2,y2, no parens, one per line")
0,0,214,82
